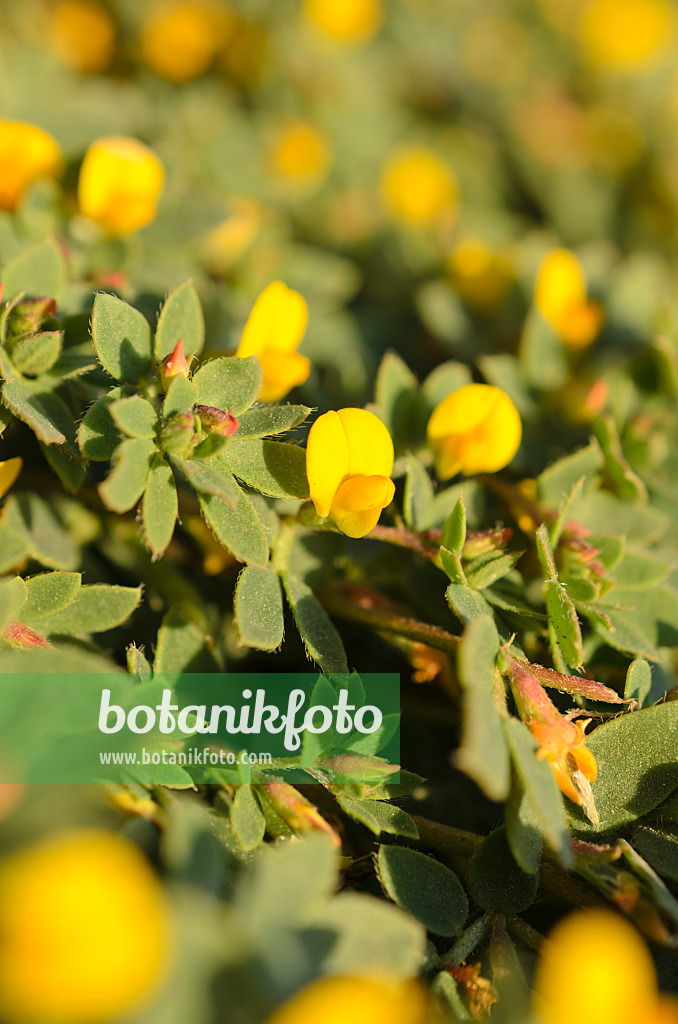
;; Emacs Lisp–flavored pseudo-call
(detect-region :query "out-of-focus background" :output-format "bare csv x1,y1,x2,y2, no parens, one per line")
2,3,678,1023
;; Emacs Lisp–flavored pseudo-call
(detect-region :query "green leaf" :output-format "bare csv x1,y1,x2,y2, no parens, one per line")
40,443,85,493
505,773,543,875
456,616,510,801
1,237,65,300
593,414,647,501
199,479,269,567
2,378,67,445
440,547,466,585
220,440,309,499
21,572,81,622
78,388,125,461
142,454,178,559
535,523,557,579
377,845,468,936
154,606,216,673
336,794,418,837
625,660,652,706
170,456,239,504
155,281,205,361
545,580,585,669
611,550,671,591
467,826,539,914
235,404,311,438
37,584,142,635
374,350,419,449
234,566,284,651
519,311,568,390
11,331,62,376
91,293,153,383
235,833,338,930
631,825,678,882
537,441,603,509
99,438,155,513
162,374,198,418
441,498,466,555
466,551,522,591
109,395,159,439
503,717,570,862
126,644,153,680
230,785,266,852
567,702,678,834
446,583,492,623
2,493,79,570
0,522,29,573
314,891,425,977
281,573,348,673
0,576,26,633
403,454,434,531
193,355,263,415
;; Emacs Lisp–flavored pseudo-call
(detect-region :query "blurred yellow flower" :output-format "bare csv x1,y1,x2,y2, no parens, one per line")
0,120,62,211
0,829,171,1024
303,0,384,45
535,248,603,349
427,384,522,479
447,239,513,309
577,0,675,70
0,457,22,500
533,908,678,1024
306,408,395,538
236,281,311,402
48,0,115,74
268,119,332,191
203,196,263,276
141,1,232,83
77,136,165,236
267,975,430,1024
380,146,457,228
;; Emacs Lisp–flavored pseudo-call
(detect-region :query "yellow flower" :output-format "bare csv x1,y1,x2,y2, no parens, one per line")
427,384,522,479
0,829,171,1024
534,248,603,349
306,408,395,538
380,147,457,228
140,1,232,83
48,0,115,74
533,909,678,1024
268,119,332,192
77,136,165,236
508,661,597,810
0,458,22,500
266,976,431,1024
236,281,311,402
446,238,513,309
0,121,62,212
577,0,675,70
203,196,262,276
303,0,384,45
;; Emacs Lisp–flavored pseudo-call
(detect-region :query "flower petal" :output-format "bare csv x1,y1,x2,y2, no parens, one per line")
237,281,308,358
306,411,349,518
331,475,394,513
0,458,22,501
330,504,384,539
336,408,394,478
257,349,311,403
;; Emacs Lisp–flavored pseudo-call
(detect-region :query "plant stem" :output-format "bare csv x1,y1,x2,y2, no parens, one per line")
320,591,460,654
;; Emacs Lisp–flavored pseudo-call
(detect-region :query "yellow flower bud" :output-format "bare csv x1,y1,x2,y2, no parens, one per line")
0,457,22,501
77,136,165,236
0,120,62,211
380,147,457,228
0,829,171,1024
303,0,384,45
306,408,395,538
266,976,430,1024
533,909,678,1024
48,0,115,74
140,1,232,83
268,119,332,192
534,248,603,349
577,0,675,70
427,384,522,479
236,281,311,402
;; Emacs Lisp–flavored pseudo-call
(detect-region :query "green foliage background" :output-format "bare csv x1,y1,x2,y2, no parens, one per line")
1,0,678,1021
